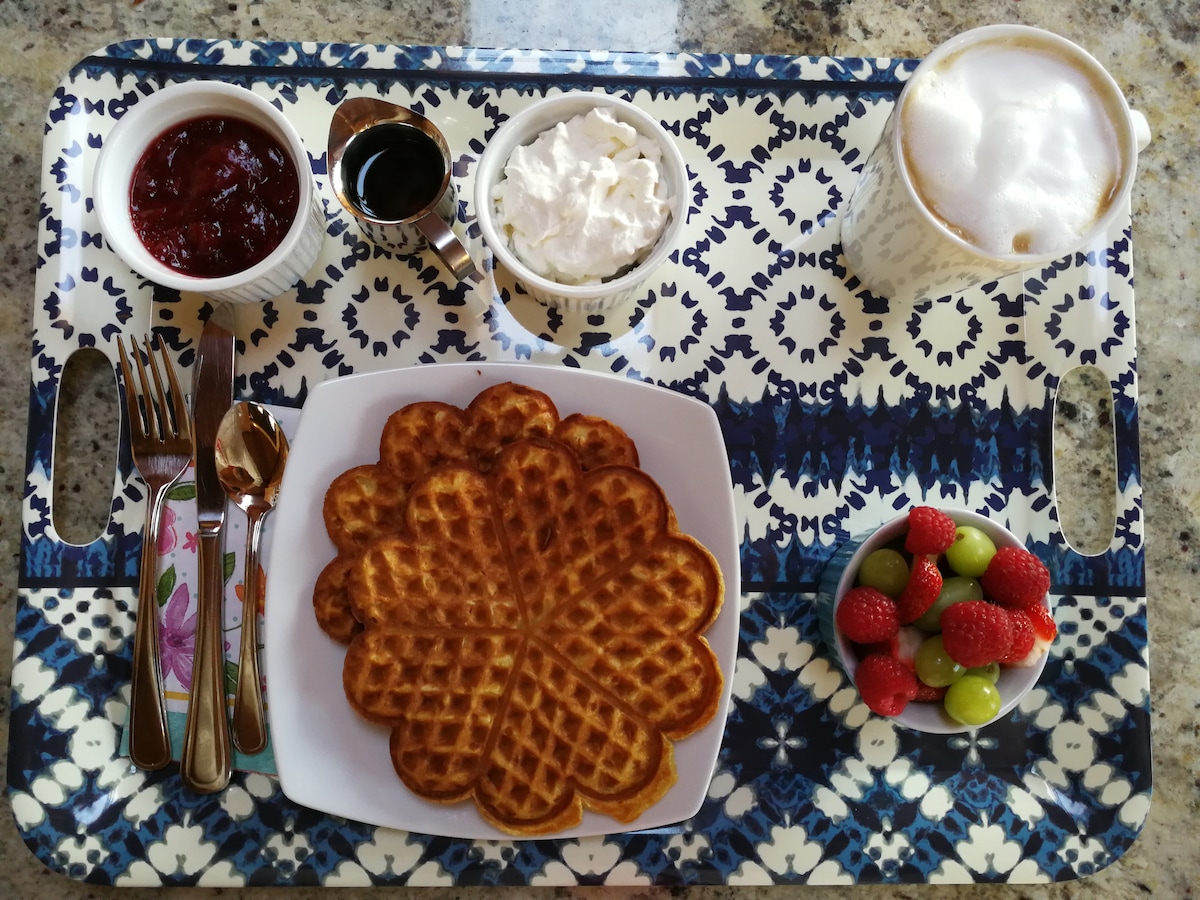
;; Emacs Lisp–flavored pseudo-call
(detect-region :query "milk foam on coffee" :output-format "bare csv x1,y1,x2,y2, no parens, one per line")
493,107,670,284
900,37,1123,256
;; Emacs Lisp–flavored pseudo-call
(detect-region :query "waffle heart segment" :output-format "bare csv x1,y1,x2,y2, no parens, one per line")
543,535,724,737
469,641,674,834
312,553,361,643
378,400,472,483
321,463,410,554
554,412,639,471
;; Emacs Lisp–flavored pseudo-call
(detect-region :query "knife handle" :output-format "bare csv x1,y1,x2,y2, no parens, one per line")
181,530,232,794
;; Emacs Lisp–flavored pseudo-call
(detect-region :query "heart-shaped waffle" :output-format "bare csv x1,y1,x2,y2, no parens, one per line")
341,437,723,835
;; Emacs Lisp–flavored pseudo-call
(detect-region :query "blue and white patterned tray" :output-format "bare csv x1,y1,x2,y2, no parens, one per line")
11,39,1150,886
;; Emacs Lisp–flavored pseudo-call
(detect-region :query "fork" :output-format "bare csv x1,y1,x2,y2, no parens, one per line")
118,335,192,772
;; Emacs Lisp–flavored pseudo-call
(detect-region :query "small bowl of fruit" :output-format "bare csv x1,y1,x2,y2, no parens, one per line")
817,507,1056,733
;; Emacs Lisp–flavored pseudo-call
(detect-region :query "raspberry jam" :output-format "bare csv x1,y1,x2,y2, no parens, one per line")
128,115,300,278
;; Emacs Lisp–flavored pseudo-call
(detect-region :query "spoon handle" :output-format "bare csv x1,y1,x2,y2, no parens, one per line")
232,508,268,755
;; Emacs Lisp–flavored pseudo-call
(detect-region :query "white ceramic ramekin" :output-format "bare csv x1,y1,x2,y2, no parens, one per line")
474,92,687,313
816,508,1051,734
93,81,325,305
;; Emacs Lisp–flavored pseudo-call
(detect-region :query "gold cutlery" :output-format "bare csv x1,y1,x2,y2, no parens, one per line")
215,401,290,755
117,335,192,772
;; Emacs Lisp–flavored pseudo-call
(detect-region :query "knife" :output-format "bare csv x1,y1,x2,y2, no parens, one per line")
180,302,235,793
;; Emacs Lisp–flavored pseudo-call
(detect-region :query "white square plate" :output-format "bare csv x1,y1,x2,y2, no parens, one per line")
264,362,740,840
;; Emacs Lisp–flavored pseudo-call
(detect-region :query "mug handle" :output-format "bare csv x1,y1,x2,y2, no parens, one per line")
417,215,477,282
1130,109,1151,152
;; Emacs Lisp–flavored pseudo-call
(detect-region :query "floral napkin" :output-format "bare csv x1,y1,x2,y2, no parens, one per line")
119,407,299,776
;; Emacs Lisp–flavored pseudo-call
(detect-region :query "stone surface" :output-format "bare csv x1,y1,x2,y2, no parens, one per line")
1,1,1196,897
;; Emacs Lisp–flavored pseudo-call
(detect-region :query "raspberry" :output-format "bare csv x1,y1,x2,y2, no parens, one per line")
940,600,1014,668
896,554,943,624
980,546,1050,608
1000,608,1037,665
836,587,899,644
905,506,957,555
854,653,919,716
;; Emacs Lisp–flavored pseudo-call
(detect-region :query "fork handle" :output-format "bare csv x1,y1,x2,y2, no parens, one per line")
181,529,232,794
128,484,172,771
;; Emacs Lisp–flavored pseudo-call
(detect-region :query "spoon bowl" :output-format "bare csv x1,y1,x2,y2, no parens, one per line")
215,401,290,755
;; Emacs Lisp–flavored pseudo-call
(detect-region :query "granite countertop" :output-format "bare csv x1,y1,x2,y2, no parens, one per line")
2,1,1196,897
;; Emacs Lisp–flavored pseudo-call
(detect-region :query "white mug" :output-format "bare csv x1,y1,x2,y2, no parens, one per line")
840,25,1151,301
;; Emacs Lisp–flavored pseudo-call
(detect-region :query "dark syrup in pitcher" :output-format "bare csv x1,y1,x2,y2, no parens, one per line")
343,123,445,221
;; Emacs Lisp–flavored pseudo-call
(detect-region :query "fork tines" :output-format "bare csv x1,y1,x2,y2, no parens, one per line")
118,335,190,447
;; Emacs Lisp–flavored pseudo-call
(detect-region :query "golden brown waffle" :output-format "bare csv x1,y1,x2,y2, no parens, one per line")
314,383,641,644
321,464,410,555
341,437,723,835
462,382,558,467
555,412,639,470
378,400,471,482
312,553,362,644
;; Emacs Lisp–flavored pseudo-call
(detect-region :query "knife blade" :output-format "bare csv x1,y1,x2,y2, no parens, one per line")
180,301,235,794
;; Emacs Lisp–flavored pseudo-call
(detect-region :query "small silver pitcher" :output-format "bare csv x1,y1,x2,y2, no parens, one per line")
328,97,475,281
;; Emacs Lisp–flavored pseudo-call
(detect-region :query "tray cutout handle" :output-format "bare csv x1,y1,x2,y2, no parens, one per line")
50,348,121,547
1052,364,1117,556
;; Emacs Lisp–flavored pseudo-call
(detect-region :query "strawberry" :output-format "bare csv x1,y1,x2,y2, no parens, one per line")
913,682,948,703
1000,607,1036,665
896,554,942,624
1005,603,1058,668
905,506,957,555
980,546,1051,609
940,600,1014,668
1026,603,1058,642
857,625,924,673
854,653,919,716
893,625,925,672
836,586,899,644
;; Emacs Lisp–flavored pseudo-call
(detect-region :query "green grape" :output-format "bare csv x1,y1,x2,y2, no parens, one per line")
944,675,1002,725
914,635,966,687
913,576,983,631
965,662,1001,683
945,525,998,578
857,548,910,597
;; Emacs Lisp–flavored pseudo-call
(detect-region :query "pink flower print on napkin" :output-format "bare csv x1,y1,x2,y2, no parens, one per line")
156,506,179,555
159,582,198,690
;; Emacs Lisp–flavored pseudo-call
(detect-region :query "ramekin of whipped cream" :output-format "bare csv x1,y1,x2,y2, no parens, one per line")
474,92,687,311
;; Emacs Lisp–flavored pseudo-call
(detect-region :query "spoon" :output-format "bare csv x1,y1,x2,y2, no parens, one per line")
214,401,290,755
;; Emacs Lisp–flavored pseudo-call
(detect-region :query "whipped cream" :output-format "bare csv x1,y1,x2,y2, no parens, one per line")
492,107,672,284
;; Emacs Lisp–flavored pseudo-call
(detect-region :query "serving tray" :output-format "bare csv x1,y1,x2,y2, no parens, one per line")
12,39,1150,886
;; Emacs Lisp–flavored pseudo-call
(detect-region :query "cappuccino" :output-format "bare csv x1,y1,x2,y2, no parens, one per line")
840,25,1145,300
900,34,1123,257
